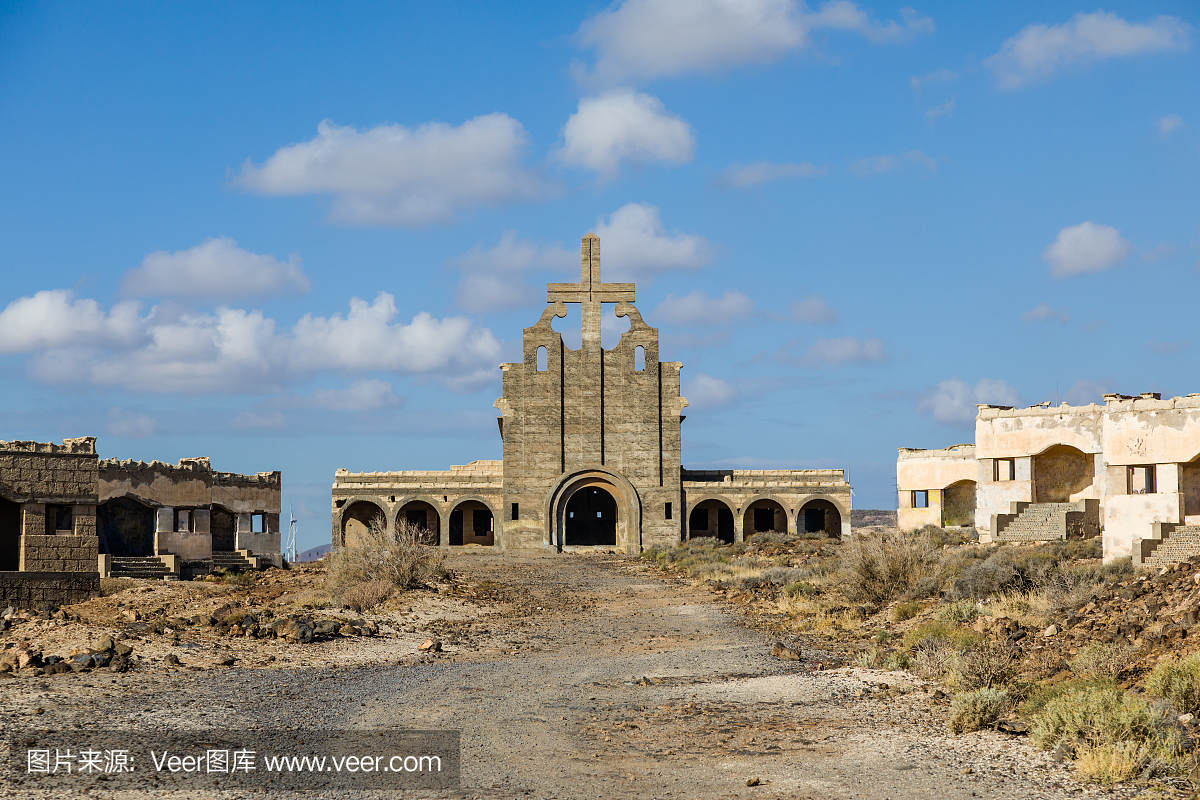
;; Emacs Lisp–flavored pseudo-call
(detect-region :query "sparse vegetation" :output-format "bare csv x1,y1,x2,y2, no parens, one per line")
326,516,446,590
1145,651,1200,716
948,688,1009,733
839,529,935,606
340,579,395,611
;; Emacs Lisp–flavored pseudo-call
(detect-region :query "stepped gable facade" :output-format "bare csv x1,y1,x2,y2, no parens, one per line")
99,457,283,569
332,233,852,553
897,392,1200,562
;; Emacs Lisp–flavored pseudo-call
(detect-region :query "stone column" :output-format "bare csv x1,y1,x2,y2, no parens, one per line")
21,503,45,539
733,510,744,543
153,507,173,555
235,513,252,551
72,505,96,538
437,507,448,548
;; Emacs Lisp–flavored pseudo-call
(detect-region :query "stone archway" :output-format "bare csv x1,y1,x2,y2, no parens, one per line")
548,469,640,553
340,500,386,548
942,480,976,527
449,500,494,547
743,498,787,537
687,498,735,543
98,496,156,557
0,496,19,571
565,486,618,546
799,498,841,536
398,500,441,544
1033,445,1094,503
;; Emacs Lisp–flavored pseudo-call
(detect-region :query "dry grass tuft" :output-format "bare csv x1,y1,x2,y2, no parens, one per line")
326,516,446,590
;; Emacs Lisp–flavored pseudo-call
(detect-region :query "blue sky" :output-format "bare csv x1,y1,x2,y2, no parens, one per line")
1,1,1197,549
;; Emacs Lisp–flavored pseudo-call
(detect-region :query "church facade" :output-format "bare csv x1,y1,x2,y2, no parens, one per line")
332,234,851,553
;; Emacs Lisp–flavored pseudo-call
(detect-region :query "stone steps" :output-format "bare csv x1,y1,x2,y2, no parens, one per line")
211,551,256,573
995,503,1079,542
110,556,171,579
1142,526,1200,569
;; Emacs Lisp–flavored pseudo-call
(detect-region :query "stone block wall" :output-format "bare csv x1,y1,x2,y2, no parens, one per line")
0,571,100,607
18,535,99,572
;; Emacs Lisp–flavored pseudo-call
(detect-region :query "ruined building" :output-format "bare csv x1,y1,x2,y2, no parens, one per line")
333,233,851,552
897,393,1200,564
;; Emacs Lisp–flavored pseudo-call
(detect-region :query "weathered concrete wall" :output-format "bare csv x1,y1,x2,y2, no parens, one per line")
1101,395,1200,466
681,470,852,540
896,446,976,531
1104,492,1183,560
976,404,1104,459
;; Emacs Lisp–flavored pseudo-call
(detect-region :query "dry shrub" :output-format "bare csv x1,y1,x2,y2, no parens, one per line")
1072,741,1152,786
953,639,1018,690
839,529,935,606
911,638,956,681
949,688,1010,733
1146,651,1200,716
892,600,922,621
326,517,445,590
341,580,394,611
1030,686,1161,752
1070,642,1133,680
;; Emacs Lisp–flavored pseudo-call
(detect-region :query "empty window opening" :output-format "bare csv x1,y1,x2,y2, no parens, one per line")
994,459,1015,481
665,502,672,520
46,504,72,535
251,513,265,533
1130,465,1157,495
176,509,191,533
912,490,929,509
536,346,548,372
753,507,774,532
634,345,645,372
512,502,519,521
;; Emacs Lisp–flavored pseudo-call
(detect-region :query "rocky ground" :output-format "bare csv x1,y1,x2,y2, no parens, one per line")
0,550,1191,799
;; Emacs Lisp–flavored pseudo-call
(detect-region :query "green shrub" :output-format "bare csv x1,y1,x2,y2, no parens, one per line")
901,620,982,651
949,688,1010,733
1017,677,1116,721
1145,651,1200,715
936,599,982,624
1030,686,1160,751
892,600,922,621
1069,642,1133,680
784,581,819,598
856,647,911,671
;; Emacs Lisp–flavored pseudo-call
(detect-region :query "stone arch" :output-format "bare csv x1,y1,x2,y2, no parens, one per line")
392,496,445,544
1033,444,1094,503
742,496,788,537
448,496,498,547
942,480,976,527
546,467,641,553
799,498,842,536
685,494,736,543
338,497,387,548
98,496,156,557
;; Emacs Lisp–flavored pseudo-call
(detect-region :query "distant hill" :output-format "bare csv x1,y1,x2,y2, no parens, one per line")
295,543,332,562
851,509,897,528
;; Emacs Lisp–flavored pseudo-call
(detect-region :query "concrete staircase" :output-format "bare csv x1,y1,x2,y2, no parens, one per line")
109,556,173,580
1137,523,1200,568
211,550,260,573
991,499,1100,542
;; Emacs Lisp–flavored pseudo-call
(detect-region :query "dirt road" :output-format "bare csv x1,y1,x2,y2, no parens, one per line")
3,554,1097,799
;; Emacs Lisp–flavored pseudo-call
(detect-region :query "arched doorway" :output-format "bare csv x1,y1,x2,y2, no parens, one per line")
211,504,237,552
1183,455,1200,519
565,487,617,546
449,501,493,546
942,480,976,527
799,499,841,536
743,498,786,538
1033,445,1094,503
0,497,20,571
399,500,440,544
98,497,156,556
341,500,385,548
688,499,734,543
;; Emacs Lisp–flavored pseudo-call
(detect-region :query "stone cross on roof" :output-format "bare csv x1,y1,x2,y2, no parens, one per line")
546,233,635,346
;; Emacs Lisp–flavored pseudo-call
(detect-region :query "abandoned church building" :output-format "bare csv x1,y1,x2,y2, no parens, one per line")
0,435,281,601
897,393,1200,565
333,233,852,553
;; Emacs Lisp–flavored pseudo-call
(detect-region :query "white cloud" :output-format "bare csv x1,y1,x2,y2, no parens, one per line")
575,0,933,84
1043,221,1132,278
451,231,575,313
926,99,955,123
715,160,827,188
557,90,695,179
233,410,288,430
790,295,838,324
1141,242,1175,263
1062,379,1109,406
986,11,1191,90
0,292,502,394
233,116,547,226
683,372,737,408
653,290,754,325
910,68,956,94
106,408,158,439
1022,302,1070,323
800,335,885,366
120,236,309,300
1159,114,1183,136
1148,341,1186,356
309,379,403,410
0,290,144,353
592,203,712,281
917,378,1023,425
850,150,936,176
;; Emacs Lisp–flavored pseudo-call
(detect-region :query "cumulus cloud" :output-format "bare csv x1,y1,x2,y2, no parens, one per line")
233,116,547,226
1159,114,1183,136
1141,242,1175,263
575,0,933,84
592,203,712,281
986,11,1191,89
233,410,288,430
799,335,885,366
451,231,575,312
926,99,955,124
557,90,695,179
715,160,827,188
0,291,502,394
653,290,754,325
850,150,936,176
1147,341,1186,356
910,68,956,94
1022,302,1070,323
307,379,403,410
106,408,158,439
1043,221,1132,278
790,295,838,324
120,236,309,300
917,378,1024,426
683,372,737,408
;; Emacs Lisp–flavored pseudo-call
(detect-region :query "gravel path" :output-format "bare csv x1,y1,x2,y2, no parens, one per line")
0,554,1131,799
